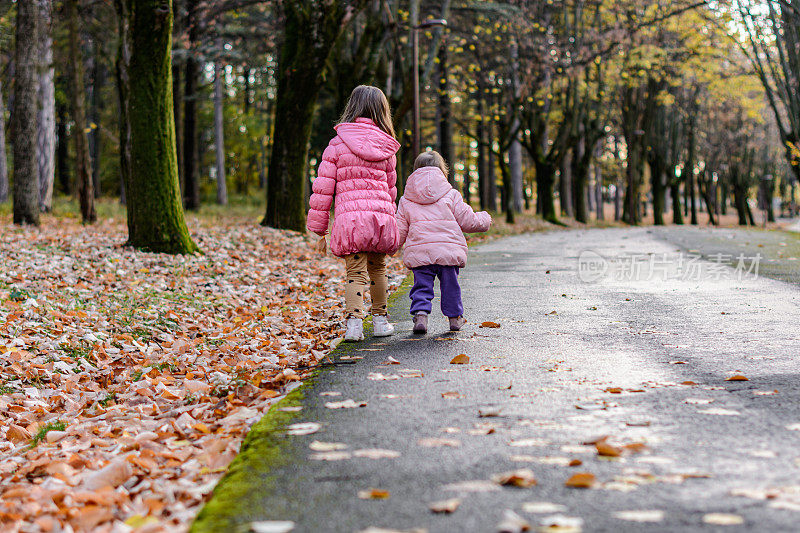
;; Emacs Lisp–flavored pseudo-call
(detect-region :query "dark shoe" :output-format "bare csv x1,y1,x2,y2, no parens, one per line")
449,316,466,331
413,313,428,334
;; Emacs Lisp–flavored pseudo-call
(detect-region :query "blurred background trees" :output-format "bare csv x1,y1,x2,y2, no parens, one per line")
0,0,798,249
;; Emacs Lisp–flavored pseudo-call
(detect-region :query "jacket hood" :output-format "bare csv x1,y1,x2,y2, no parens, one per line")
403,166,452,205
334,118,400,162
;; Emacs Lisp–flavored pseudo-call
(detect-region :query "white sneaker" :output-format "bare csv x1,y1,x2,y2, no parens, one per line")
344,318,364,342
372,315,395,337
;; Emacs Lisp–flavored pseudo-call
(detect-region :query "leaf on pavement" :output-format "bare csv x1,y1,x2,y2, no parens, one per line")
309,441,347,452
725,375,749,381
493,469,537,488
480,321,501,328
287,422,321,436
613,510,664,523
565,472,596,488
496,509,531,532
478,407,503,418
325,399,367,409
595,441,622,457
429,498,461,513
418,437,460,448
250,521,296,533
442,391,464,399
450,354,470,364
358,488,390,500
353,449,401,459
702,513,744,525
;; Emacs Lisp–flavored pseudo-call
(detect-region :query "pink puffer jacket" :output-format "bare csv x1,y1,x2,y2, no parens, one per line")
396,166,492,268
307,118,401,257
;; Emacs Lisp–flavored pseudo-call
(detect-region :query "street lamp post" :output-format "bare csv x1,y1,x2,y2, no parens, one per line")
412,19,447,157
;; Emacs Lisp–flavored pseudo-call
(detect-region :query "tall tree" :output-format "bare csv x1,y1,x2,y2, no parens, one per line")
182,0,200,210
214,54,228,205
115,0,198,253
0,79,8,204
67,0,96,223
263,0,367,231
13,0,41,225
36,0,55,212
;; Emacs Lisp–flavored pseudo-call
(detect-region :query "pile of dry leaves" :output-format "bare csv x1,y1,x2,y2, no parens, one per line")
0,217,405,532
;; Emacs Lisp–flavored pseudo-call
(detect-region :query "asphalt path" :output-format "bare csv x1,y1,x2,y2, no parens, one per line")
199,227,800,533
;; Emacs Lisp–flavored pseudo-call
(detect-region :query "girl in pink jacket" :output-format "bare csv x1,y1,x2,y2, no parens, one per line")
396,151,492,334
307,85,400,342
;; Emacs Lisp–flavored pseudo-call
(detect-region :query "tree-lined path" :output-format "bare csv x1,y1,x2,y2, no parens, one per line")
194,227,800,532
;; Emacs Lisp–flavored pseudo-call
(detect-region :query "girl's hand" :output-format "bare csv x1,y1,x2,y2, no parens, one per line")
315,237,328,255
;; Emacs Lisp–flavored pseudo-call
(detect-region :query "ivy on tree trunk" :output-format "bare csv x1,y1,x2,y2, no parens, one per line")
115,0,198,254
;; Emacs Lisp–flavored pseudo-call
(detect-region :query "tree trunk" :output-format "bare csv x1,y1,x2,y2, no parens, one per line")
0,79,8,203
559,150,573,217
572,136,591,223
476,84,488,210
500,156,514,224
437,41,454,185
670,182,683,224
172,52,183,194
651,164,666,226
214,57,228,205
67,0,96,223
686,113,698,225
13,0,41,225
535,160,558,224
182,0,200,210
56,102,70,194
90,38,105,198
115,0,198,254
36,0,56,212
594,162,603,221
264,1,364,230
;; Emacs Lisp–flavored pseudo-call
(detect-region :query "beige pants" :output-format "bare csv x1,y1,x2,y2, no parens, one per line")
344,252,388,318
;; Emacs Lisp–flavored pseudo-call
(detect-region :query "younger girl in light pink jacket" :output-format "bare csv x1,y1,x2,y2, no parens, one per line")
307,85,400,342
396,151,492,334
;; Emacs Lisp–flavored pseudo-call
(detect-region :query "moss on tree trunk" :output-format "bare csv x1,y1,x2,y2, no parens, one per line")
115,0,198,254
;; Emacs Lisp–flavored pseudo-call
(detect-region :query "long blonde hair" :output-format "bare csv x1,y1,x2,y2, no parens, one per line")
414,150,449,176
338,85,396,138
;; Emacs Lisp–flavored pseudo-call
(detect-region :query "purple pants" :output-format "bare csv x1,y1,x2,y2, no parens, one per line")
410,265,463,318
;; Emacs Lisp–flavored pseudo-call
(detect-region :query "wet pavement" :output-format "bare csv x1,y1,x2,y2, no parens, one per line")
195,227,800,533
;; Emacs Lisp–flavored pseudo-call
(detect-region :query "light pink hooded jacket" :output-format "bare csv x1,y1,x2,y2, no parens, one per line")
306,118,402,257
396,166,492,268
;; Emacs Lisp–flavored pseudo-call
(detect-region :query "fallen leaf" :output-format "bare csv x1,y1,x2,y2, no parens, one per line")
702,513,744,525
684,398,714,405
479,407,503,418
725,375,749,382
480,321,501,328
287,422,321,436
521,502,567,514
493,469,537,488
442,391,464,399
698,408,740,416
604,387,623,394
325,399,367,409
613,510,664,523
429,498,461,513
538,514,583,531
450,354,470,364
565,472,596,488
385,356,402,365
81,457,133,491
418,438,460,448
353,449,400,459
250,521,296,533
596,442,622,457
358,488,390,500
309,441,347,452
309,452,351,461
496,509,530,532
